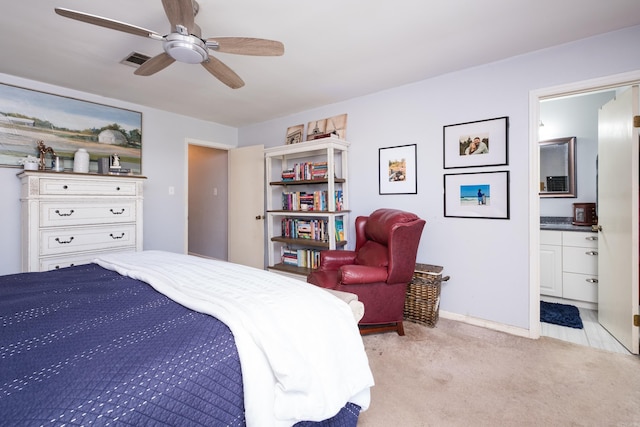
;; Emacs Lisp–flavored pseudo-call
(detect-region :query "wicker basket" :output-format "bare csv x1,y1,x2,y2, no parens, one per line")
404,263,449,327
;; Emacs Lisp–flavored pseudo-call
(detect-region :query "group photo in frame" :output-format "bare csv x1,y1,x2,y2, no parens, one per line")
378,144,417,195
0,83,142,173
443,116,508,169
444,171,510,219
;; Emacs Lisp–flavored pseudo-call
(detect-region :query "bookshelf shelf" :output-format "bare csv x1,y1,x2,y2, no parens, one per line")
265,137,350,278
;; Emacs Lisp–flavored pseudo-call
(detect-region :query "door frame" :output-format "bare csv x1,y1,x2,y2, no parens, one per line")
184,138,235,255
528,70,640,339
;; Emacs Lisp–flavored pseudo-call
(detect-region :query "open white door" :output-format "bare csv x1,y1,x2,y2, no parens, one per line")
228,145,265,269
597,86,639,354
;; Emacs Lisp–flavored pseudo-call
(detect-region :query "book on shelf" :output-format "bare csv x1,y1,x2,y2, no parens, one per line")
281,218,328,241
335,217,345,241
280,161,332,181
282,190,343,211
280,246,321,269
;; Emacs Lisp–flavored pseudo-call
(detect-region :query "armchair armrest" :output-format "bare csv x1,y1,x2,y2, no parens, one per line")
319,250,357,271
340,265,388,285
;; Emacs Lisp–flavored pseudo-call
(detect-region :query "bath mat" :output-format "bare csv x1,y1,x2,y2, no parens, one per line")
540,301,583,329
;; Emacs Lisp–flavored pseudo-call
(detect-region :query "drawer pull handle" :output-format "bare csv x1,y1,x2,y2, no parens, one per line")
55,237,74,244
55,263,74,270
586,236,598,241
110,232,125,240
586,278,599,284
116,187,121,191
585,251,598,256
63,185,68,190
110,208,125,215
55,209,75,217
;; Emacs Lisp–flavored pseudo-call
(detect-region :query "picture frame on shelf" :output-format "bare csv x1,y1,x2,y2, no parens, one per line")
443,116,508,169
306,113,347,140
0,82,142,173
444,170,510,219
285,124,304,145
378,144,417,195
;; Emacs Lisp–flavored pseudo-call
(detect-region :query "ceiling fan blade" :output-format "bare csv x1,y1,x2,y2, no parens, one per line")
134,53,176,76
54,8,162,40
208,37,285,56
201,56,245,89
162,0,196,34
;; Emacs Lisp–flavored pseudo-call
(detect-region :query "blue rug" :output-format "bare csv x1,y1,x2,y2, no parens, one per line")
540,301,583,329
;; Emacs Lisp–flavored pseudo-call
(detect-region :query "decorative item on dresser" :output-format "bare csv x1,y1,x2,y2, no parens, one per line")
17,171,146,272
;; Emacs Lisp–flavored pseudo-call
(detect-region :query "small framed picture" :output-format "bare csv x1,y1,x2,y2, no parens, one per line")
444,171,510,219
443,116,508,169
285,124,304,145
378,144,417,195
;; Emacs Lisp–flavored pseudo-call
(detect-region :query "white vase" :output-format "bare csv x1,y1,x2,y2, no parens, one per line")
73,148,90,173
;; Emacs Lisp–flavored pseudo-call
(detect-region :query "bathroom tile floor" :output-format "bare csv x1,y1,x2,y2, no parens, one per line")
541,307,631,355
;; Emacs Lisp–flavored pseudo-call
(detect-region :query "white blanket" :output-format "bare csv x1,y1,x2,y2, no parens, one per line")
94,251,374,426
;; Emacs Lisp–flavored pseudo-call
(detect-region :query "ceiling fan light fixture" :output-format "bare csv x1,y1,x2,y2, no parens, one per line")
163,33,208,64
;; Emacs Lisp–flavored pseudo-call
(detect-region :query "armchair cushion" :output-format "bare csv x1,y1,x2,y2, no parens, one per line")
318,250,357,271
340,265,388,285
354,241,388,267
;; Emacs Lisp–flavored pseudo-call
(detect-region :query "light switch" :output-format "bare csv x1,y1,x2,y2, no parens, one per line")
168,186,175,195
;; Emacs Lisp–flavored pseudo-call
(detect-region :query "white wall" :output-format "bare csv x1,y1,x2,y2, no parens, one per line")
539,91,616,217
239,25,640,330
0,74,238,276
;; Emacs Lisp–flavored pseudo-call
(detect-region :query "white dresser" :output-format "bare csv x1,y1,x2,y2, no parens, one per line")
18,171,146,272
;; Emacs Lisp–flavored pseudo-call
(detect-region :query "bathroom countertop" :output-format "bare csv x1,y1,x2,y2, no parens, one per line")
540,216,596,232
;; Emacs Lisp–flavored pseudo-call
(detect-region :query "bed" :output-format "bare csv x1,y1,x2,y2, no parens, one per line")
0,251,374,426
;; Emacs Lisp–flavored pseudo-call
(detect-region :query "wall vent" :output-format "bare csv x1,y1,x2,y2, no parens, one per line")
121,52,151,67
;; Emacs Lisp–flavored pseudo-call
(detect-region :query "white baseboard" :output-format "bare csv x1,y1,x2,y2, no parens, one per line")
439,310,535,339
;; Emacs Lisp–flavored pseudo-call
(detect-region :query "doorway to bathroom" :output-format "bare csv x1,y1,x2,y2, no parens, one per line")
530,71,640,355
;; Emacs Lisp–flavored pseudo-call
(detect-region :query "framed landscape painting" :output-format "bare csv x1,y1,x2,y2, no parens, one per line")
0,83,142,173
444,171,510,219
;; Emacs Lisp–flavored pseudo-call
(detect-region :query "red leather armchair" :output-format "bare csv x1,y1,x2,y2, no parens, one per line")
307,209,425,335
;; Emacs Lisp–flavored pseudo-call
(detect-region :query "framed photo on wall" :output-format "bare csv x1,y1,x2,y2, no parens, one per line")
444,171,510,219
443,116,508,169
379,144,417,195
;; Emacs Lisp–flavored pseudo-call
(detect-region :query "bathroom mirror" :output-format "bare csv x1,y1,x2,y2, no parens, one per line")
539,136,576,198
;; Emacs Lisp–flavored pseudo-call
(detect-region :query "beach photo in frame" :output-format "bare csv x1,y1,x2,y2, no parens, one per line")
379,144,417,195
0,83,142,173
444,170,510,219
443,116,508,169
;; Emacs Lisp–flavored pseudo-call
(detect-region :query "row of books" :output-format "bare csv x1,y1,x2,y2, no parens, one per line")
281,247,321,269
282,190,344,211
281,161,329,181
281,218,329,241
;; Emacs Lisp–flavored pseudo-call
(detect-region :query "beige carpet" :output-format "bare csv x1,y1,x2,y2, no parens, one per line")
357,319,640,427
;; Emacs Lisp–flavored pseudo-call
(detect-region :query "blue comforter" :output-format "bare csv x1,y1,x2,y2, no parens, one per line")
0,264,359,426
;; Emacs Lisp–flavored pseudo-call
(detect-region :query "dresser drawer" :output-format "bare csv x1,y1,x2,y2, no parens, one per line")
39,249,134,271
39,178,138,196
541,230,562,245
563,246,598,275
39,200,137,227
39,224,137,256
562,231,598,248
563,272,598,303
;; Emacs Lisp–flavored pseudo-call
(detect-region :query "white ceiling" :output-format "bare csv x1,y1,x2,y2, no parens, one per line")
2,0,640,128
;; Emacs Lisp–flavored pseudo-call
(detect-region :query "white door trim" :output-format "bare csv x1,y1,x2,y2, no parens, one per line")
528,70,640,339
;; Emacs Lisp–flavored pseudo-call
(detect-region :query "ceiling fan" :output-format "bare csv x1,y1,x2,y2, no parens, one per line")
54,0,284,89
